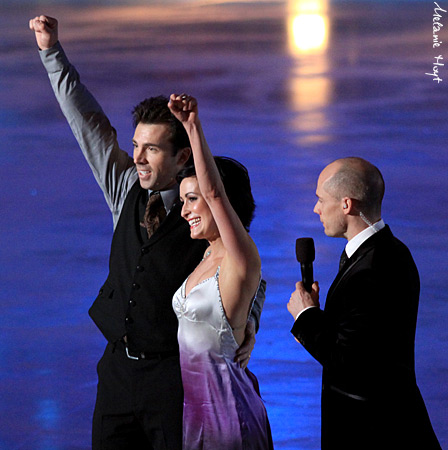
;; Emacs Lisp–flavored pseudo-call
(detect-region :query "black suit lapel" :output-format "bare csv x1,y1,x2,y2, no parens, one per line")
138,190,149,243
326,256,360,305
325,227,391,305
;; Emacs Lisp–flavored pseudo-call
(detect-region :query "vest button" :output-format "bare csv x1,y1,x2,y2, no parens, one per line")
132,283,140,290
129,299,136,307
136,265,144,272
125,317,133,324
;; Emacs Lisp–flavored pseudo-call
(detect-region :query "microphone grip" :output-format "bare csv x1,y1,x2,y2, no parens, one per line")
301,263,314,293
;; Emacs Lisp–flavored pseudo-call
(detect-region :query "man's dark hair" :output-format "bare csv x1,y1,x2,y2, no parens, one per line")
132,95,190,155
176,156,256,232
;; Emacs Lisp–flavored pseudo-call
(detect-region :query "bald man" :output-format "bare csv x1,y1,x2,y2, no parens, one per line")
288,157,441,450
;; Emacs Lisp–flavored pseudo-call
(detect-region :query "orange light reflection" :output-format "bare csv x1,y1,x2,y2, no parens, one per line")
287,0,331,143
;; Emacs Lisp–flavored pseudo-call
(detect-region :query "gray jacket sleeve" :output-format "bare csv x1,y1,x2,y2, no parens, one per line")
39,42,138,229
250,279,266,333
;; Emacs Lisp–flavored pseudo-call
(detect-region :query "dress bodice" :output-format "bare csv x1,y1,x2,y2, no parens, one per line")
172,267,239,361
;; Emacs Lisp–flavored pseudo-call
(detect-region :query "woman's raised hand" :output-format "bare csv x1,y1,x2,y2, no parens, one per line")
168,93,198,125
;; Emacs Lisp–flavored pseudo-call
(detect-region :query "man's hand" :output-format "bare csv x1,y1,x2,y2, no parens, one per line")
168,93,198,125
287,281,320,320
234,318,256,369
29,15,58,50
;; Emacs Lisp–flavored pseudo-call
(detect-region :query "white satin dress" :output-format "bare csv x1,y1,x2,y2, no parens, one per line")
172,267,272,449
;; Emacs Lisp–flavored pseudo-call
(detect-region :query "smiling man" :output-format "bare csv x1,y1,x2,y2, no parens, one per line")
30,15,265,449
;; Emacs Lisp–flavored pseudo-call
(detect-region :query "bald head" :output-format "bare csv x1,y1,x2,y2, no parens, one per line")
322,157,385,221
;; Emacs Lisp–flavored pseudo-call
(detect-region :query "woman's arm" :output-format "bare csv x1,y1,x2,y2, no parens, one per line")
168,94,261,327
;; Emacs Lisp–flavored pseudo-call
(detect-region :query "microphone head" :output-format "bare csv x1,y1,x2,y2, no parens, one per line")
296,238,315,264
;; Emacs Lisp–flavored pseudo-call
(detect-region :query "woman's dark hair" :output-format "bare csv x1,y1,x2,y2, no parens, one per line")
177,156,256,231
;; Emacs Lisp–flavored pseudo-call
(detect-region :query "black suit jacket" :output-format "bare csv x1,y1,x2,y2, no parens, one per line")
292,226,441,450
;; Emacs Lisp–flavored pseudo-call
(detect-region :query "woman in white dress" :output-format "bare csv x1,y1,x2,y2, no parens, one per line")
168,94,272,449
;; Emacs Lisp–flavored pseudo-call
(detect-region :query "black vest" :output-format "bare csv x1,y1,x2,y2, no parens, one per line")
89,181,206,353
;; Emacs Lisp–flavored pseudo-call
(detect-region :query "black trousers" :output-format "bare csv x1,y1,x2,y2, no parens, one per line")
92,343,183,450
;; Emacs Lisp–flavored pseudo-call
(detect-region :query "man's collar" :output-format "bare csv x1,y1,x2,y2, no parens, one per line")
148,184,179,214
345,219,385,258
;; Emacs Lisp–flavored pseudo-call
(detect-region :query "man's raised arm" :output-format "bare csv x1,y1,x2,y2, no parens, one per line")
29,15,137,227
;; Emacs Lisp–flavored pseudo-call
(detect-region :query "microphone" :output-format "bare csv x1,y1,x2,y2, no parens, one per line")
295,238,315,292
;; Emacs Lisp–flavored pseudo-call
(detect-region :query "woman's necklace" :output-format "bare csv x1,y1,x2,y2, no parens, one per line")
202,249,211,261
